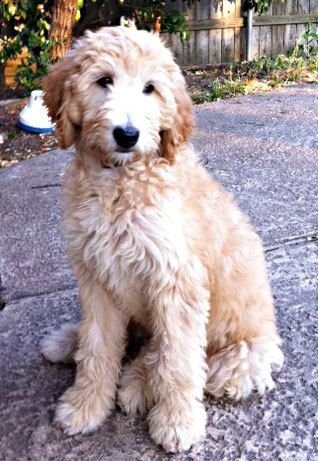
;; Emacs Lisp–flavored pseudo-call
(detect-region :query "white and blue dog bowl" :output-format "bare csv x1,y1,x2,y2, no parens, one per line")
18,90,55,134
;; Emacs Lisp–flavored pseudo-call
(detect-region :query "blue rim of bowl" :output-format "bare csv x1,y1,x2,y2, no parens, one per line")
17,120,54,134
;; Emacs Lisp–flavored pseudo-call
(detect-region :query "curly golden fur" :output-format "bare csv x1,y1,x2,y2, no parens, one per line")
41,26,283,453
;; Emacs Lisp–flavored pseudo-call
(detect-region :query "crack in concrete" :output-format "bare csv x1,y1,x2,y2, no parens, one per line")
0,274,5,310
2,284,77,306
31,183,62,189
265,232,318,253
0,295,5,310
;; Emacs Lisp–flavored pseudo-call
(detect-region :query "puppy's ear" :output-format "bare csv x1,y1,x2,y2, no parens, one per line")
160,80,194,164
43,56,80,149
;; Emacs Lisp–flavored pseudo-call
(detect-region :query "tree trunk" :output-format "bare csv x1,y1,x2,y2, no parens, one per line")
50,0,77,62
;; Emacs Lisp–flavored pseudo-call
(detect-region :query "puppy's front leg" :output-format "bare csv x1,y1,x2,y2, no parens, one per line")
147,260,210,453
55,279,127,435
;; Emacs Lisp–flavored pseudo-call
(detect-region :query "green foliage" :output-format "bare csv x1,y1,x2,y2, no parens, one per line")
16,40,54,91
242,0,286,15
0,0,54,91
75,0,84,22
136,0,165,23
7,132,16,141
190,27,318,104
293,25,318,61
255,0,276,14
232,54,304,79
127,1,190,41
192,79,246,104
162,10,190,42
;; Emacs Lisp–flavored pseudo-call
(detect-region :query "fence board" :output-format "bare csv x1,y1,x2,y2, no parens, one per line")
196,31,210,64
186,15,318,29
194,0,210,65
254,14,318,25
284,1,296,54
310,0,318,13
271,0,285,56
284,24,297,53
164,0,318,66
170,34,183,65
209,29,222,63
223,0,236,17
187,18,243,30
229,0,240,62
260,0,272,59
259,26,272,57
222,0,236,62
161,32,172,49
252,26,260,59
222,28,235,62
298,0,310,14
234,26,241,61
235,0,241,17
182,1,194,65
183,32,196,66
209,0,223,65
240,24,247,61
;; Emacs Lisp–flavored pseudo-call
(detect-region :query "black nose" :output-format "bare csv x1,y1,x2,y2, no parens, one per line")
113,125,140,149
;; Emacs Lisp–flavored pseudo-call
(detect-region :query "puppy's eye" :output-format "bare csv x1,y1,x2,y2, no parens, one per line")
97,76,113,88
143,83,155,94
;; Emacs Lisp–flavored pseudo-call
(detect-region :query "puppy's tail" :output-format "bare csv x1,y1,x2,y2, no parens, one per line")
41,323,79,364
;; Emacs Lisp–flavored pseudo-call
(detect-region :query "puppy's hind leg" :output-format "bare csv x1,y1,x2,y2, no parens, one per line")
41,323,79,364
205,232,284,400
118,322,153,417
205,336,284,400
118,345,154,417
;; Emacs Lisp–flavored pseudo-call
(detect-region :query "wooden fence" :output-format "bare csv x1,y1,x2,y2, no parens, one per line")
162,0,318,66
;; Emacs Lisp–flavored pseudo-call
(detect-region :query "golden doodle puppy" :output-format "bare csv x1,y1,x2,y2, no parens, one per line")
41,26,284,453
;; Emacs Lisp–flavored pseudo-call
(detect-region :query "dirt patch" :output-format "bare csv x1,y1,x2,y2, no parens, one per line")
0,99,58,168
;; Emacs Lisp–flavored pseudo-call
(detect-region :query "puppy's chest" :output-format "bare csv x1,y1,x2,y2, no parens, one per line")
67,167,185,291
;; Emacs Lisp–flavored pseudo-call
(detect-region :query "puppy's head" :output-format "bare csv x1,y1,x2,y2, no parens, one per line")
43,26,194,166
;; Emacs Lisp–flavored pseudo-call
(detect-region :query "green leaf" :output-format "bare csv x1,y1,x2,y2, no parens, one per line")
7,2,17,16
7,132,16,141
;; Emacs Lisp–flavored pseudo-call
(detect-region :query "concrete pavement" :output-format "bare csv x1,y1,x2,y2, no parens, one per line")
0,84,317,461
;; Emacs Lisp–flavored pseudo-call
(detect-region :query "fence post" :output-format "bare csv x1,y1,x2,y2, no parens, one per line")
246,8,254,61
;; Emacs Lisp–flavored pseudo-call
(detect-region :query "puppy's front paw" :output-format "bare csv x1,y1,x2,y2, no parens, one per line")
55,386,111,435
148,400,206,453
